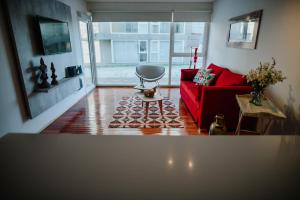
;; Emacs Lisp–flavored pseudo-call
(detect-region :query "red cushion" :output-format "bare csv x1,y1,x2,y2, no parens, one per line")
181,69,199,81
180,81,202,101
207,63,226,79
215,69,247,86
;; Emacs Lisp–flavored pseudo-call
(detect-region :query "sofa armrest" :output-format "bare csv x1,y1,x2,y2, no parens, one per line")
181,69,198,81
198,86,253,129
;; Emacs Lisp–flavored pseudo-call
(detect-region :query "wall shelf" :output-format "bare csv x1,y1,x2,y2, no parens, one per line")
35,75,82,93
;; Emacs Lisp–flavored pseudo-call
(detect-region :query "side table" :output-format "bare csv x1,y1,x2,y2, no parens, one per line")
235,94,286,135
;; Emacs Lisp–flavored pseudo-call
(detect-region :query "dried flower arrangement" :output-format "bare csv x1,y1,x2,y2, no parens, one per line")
246,58,286,105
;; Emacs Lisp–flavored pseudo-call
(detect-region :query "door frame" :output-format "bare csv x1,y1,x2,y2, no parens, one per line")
77,11,97,87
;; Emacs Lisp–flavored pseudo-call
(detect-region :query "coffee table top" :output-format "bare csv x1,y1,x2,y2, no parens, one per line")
135,92,163,102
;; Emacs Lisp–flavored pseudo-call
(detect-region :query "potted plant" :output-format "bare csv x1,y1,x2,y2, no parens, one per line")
246,58,286,106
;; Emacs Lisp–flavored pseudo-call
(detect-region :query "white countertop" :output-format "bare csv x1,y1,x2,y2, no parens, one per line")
0,134,299,199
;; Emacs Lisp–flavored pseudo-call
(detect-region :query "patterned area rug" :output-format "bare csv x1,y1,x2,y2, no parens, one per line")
109,96,184,128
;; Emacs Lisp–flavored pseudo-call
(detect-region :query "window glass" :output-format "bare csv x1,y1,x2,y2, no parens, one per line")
92,21,208,86
139,41,147,52
139,53,147,62
94,40,101,63
175,23,185,34
138,22,148,33
93,23,99,34
174,22,205,54
160,22,170,33
111,22,138,33
151,23,160,33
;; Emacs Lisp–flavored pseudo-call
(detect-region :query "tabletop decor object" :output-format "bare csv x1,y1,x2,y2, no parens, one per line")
246,58,285,106
144,87,156,98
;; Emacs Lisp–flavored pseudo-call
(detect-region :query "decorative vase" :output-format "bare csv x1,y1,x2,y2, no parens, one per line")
209,114,227,135
249,89,264,106
144,87,156,98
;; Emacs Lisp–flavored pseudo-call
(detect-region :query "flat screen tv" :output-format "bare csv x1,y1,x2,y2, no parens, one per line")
37,16,72,55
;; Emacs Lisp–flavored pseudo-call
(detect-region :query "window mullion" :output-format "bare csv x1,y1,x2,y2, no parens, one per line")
168,12,175,85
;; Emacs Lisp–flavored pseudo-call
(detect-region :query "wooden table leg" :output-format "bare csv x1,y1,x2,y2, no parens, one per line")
144,102,149,123
158,100,164,119
235,111,243,135
262,119,273,135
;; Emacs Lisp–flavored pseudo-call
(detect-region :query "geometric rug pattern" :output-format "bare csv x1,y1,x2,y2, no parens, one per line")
108,96,184,128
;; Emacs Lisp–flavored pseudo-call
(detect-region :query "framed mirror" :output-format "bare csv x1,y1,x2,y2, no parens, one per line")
227,10,263,49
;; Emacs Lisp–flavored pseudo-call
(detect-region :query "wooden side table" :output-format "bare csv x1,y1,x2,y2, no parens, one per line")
235,94,286,135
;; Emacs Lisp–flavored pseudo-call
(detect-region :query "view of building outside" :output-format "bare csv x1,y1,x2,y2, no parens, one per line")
90,22,206,85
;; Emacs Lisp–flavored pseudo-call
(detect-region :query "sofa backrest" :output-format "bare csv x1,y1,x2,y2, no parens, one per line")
215,69,247,86
207,63,247,86
207,63,227,79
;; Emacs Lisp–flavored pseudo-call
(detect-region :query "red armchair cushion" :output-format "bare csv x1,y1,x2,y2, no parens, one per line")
180,81,203,101
207,63,227,79
215,69,247,86
181,69,199,81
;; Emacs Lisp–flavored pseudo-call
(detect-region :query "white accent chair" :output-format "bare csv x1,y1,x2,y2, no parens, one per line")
135,65,165,91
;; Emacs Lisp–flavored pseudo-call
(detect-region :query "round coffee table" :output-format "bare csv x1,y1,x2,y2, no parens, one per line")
135,92,164,122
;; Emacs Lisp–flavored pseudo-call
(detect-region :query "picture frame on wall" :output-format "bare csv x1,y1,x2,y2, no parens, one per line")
227,10,263,49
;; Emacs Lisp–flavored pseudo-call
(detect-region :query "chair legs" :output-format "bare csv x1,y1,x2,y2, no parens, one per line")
155,81,161,95
139,78,145,88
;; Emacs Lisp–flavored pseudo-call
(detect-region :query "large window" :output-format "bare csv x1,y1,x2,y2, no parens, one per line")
93,21,208,85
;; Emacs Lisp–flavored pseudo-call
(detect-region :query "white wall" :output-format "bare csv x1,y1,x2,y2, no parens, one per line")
207,0,300,134
0,0,91,137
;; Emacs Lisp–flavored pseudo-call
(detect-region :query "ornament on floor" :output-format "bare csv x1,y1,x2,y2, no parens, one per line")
209,114,227,135
50,62,58,85
38,57,50,89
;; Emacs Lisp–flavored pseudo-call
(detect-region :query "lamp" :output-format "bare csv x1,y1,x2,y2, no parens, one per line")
186,33,200,69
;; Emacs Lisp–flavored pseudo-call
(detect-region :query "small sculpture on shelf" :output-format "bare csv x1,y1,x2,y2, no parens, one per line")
50,62,58,85
38,58,50,89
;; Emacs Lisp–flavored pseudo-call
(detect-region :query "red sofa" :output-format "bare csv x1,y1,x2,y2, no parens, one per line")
180,63,253,130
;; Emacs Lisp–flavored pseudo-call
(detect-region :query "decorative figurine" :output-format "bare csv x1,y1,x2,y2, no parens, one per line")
193,47,198,69
50,62,58,85
38,58,50,89
209,114,227,135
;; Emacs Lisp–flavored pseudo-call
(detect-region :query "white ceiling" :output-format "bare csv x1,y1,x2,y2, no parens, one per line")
86,0,214,2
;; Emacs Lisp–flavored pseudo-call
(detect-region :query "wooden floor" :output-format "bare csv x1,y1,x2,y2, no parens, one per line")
42,87,207,135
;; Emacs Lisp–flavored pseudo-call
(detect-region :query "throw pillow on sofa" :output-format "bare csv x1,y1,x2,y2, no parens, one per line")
215,69,247,86
193,68,215,85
